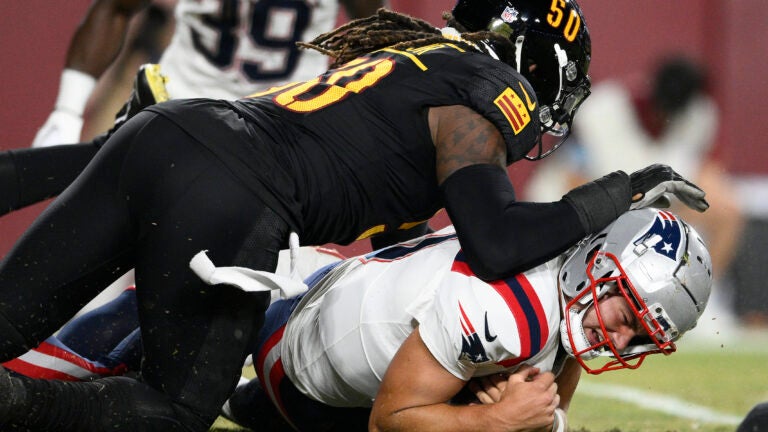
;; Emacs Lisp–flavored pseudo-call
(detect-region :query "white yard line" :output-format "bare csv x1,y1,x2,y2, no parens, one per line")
578,381,743,426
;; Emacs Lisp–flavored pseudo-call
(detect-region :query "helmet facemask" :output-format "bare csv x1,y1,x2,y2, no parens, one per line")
558,209,713,375
486,18,591,160
560,251,678,375
450,0,592,160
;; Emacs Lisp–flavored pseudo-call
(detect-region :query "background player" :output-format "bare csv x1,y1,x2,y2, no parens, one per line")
524,54,744,338
32,0,385,147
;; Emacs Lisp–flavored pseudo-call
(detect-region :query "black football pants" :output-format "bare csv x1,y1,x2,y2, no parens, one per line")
0,111,289,430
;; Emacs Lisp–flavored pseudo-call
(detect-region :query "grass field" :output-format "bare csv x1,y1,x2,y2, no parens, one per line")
567,327,768,432
210,326,768,432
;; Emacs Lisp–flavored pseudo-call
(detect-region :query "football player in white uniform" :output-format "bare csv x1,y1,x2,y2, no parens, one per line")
32,0,384,147
226,208,713,431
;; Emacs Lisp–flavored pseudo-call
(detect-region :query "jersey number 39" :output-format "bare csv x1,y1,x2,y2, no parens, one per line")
191,0,311,80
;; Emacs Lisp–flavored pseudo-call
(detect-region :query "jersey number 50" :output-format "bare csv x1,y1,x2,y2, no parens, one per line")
546,0,582,42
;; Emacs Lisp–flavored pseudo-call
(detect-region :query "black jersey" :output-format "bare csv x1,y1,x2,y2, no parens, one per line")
148,43,540,245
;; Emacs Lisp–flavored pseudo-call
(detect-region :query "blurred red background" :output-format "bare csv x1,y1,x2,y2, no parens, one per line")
1,0,766,257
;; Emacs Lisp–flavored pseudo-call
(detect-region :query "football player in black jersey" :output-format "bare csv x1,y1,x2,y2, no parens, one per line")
0,2,708,431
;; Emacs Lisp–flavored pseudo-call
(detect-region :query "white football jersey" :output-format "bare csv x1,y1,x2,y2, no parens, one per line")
281,227,564,407
159,0,340,100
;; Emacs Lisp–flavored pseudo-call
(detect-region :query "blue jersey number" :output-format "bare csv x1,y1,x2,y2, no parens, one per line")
191,0,311,81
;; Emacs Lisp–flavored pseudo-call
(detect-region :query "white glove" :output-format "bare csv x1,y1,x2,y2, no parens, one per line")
189,250,309,305
629,164,709,212
32,69,96,148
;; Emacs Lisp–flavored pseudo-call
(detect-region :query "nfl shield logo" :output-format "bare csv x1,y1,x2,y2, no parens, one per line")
501,6,519,23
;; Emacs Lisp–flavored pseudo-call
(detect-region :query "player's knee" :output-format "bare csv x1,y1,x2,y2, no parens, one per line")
98,376,215,432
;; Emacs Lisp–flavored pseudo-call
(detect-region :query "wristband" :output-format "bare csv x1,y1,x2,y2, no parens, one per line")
552,408,567,432
54,69,97,116
562,171,630,233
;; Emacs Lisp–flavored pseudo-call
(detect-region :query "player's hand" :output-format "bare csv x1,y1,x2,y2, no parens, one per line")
468,373,509,404
489,365,559,431
31,110,83,148
525,408,568,432
629,164,709,212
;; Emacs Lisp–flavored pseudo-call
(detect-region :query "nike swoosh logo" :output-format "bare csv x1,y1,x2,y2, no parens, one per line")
518,82,537,111
484,311,497,342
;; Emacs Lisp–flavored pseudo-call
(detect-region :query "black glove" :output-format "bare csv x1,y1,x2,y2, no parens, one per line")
629,164,709,212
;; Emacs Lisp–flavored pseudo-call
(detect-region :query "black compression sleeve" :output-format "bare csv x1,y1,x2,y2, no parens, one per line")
441,164,586,281
0,142,99,216
562,170,631,233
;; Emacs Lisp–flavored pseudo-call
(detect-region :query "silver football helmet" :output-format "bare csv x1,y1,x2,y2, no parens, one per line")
558,208,712,374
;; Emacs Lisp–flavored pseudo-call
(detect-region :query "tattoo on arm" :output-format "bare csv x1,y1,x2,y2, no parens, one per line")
432,105,507,184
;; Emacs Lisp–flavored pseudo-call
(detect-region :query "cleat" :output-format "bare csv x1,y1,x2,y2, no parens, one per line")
221,377,292,430
109,63,170,134
221,376,251,424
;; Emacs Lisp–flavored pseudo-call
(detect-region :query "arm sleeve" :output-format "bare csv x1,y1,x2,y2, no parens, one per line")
440,164,586,281
0,142,100,216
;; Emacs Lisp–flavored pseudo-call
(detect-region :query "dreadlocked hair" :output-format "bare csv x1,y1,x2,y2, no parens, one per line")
298,8,516,68
441,11,519,68
442,11,468,32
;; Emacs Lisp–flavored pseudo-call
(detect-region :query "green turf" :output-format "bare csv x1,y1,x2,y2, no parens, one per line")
209,328,768,431
211,417,249,431
567,328,768,432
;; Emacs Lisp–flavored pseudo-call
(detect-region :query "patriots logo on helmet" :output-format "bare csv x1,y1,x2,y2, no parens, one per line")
458,302,489,363
633,211,682,260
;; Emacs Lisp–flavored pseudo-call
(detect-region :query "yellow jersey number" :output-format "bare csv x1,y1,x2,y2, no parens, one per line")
248,57,394,113
546,0,582,42
248,43,466,113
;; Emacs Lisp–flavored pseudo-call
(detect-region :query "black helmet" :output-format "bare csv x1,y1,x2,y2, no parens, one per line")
452,0,592,159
